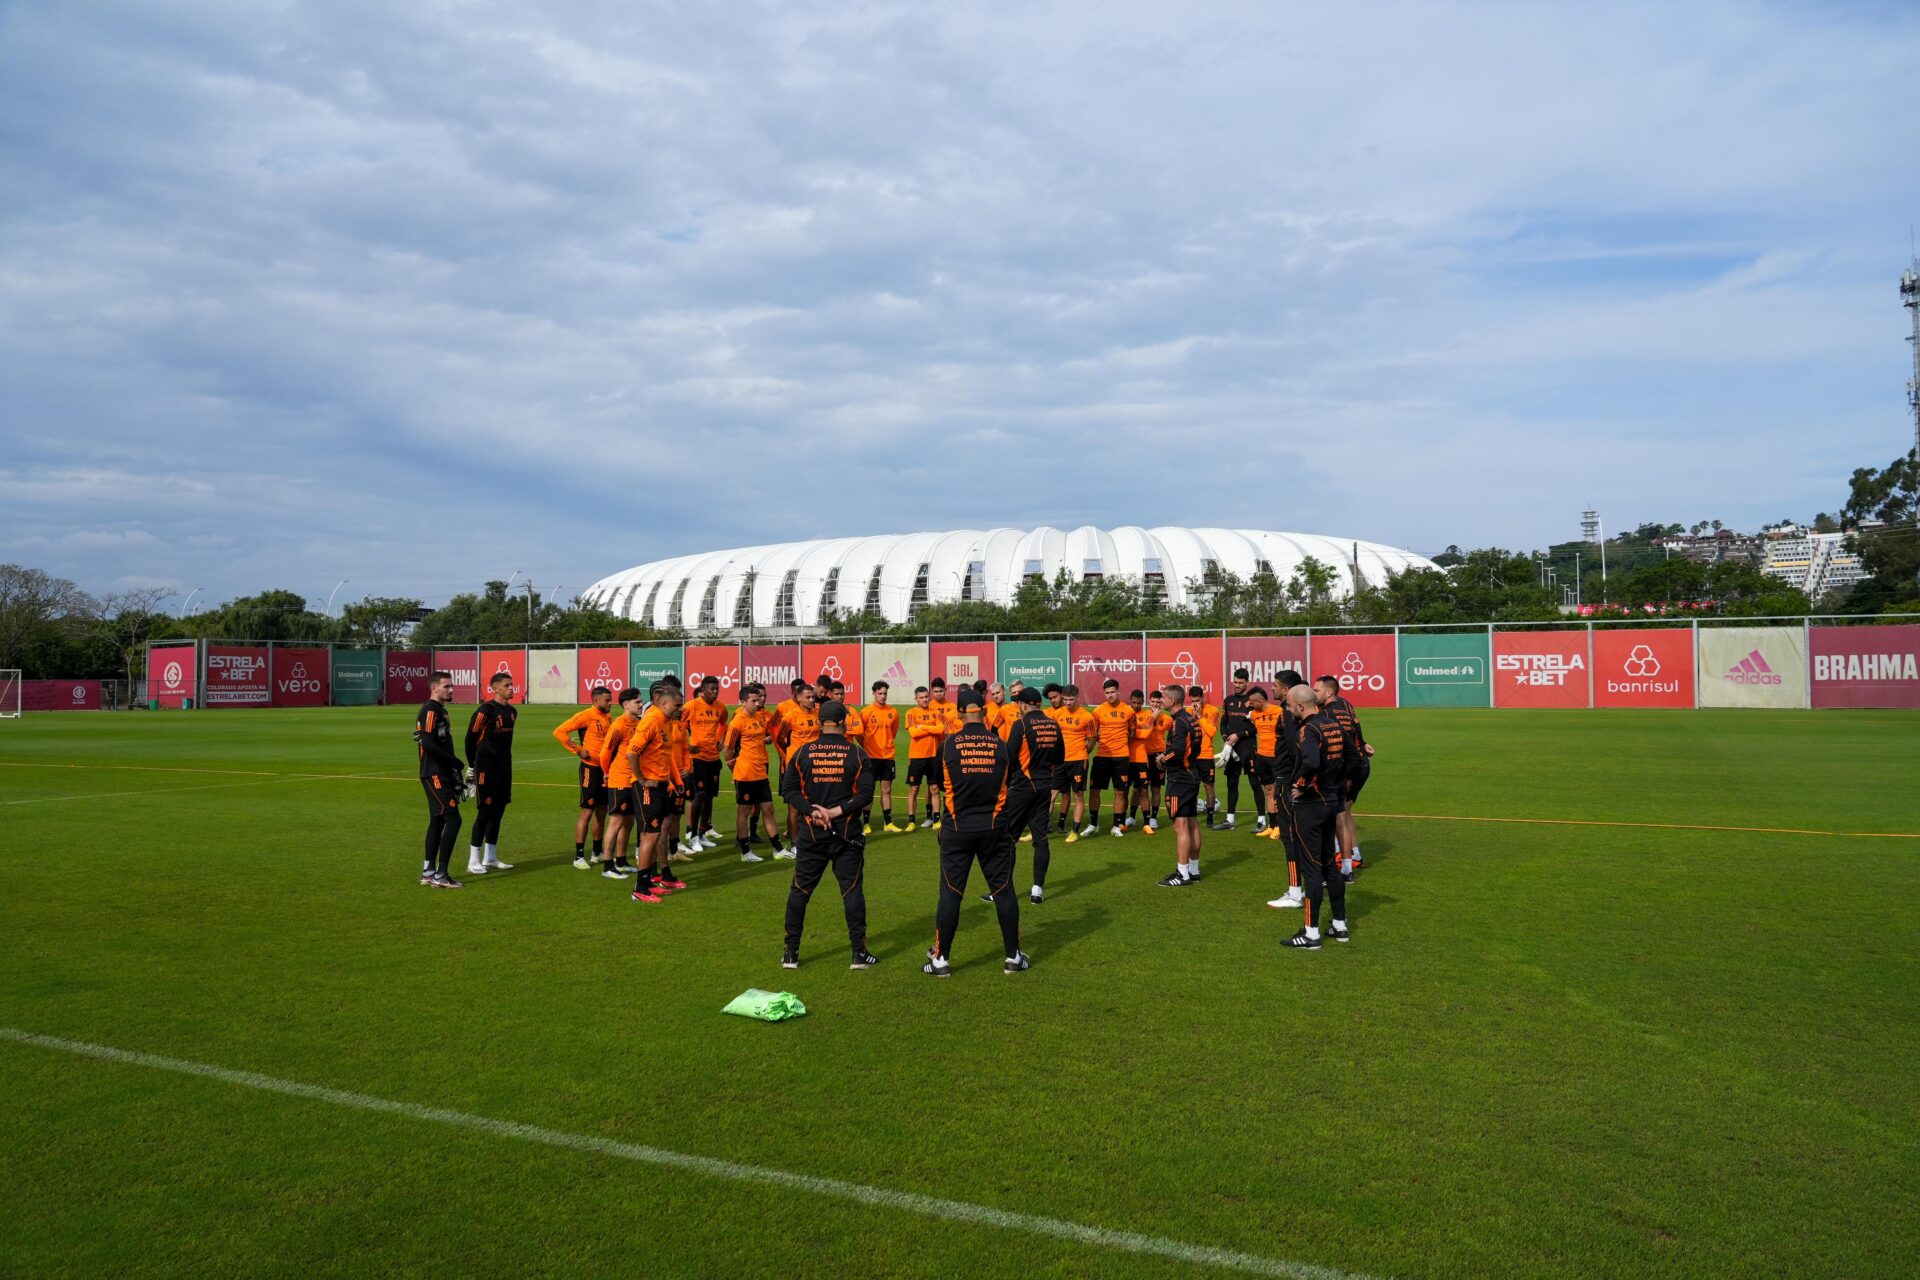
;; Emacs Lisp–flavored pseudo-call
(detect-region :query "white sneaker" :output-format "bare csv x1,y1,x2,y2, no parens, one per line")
699,835,720,850
773,849,797,860
573,855,591,870
467,859,488,875
1145,819,1158,832
701,828,721,843
484,859,513,871
602,867,627,879
1019,832,1033,844
918,819,935,829
1125,815,1138,828
740,851,764,863
1267,891,1304,909
1110,824,1124,838
1079,824,1097,837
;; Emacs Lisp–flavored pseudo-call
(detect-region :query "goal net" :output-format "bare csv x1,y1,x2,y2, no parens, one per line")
0,670,19,719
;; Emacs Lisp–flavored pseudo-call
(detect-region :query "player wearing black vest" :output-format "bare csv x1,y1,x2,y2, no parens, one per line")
1154,685,1205,886
1215,669,1254,829
413,671,466,888
777,701,878,970
464,671,517,874
925,689,1030,976
1002,688,1063,905
1284,685,1352,949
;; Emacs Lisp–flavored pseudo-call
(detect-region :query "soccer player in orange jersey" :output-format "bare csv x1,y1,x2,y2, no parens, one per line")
597,687,645,879
554,685,614,869
724,682,785,862
771,683,820,855
680,674,729,853
859,679,903,831
624,681,686,902
903,685,946,828
1087,678,1136,837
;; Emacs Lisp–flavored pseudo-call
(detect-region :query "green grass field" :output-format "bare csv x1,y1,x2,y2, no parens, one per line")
3,706,1917,1278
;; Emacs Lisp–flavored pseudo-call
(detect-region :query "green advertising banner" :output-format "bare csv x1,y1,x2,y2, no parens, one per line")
630,645,684,689
331,648,384,705
1398,631,1491,707
998,641,1067,691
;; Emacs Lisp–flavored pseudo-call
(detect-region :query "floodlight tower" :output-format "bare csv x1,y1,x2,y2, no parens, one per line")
1903,259,1920,460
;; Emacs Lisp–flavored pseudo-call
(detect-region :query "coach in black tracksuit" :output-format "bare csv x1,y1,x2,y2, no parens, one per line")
465,672,517,871
413,671,466,885
926,689,1029,976
1002,687,1064,903
1285,685,1352,950
1217,670,1255,825
778,701,877,968
1273,669,1307,889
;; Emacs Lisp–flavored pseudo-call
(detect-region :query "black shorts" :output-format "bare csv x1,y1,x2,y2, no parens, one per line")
476,772,511,806
1345,760,1370,805
736,778,772,806
638,781,678,833
907,758,941,785
608,785,635,817
1144,760,1163,788
421,774,460,816
869,758,896,782
578,763,606,809
1195,759,1215,784
1089,756,1131,791
1251,755,1276,787
1165,781,1201,820
1052,760,1086,793
690,758,722,797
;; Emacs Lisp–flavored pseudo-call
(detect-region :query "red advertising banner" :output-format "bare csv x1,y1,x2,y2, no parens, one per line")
1146,636,1224,701
1493,631,1590,709
578,646,629,701
1069,638,1145,694
386,650,431,704
686,645,741,698
270,646,331,707
1307,633,1397,707
1225,635,1308,689
1811,624,1920,709
930,640,996,690
147,643,197,708
432,648,480,704
480,648,528,704
741,644,801,695
1592,628,1694,708
800,642,863,696
23,680,102,711
203,643,271,707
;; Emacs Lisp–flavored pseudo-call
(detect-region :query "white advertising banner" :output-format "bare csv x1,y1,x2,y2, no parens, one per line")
1697,626,1807,709
528,648,579,705
862,641,928,696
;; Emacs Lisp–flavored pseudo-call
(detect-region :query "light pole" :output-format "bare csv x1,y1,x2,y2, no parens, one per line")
325,579,350,616
179,586,204,617
1575,553,1582,608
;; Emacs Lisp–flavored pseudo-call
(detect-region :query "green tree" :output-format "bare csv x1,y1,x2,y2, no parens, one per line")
186,589,336,642
340,597,424,646
1841,455,1919,603
0,564,92,673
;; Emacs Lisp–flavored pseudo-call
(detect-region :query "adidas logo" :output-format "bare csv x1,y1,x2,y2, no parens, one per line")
881,659,910,681
1724,649,1782,686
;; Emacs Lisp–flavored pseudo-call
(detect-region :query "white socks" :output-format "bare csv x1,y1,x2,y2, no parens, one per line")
483,842,499,864
1305,925,1320,939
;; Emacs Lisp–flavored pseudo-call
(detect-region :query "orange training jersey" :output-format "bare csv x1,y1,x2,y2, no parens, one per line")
553,705,611,759
1091,701,1135,758
1050,706,1096,761
1145,709,1171,754
601,713,640,789
841,703,864,742
1196,704,1220,753
724,706,775,782
859,703,899,761
989,701,1017,741
905,706,945,759
1129,707,1155,762
776,701,820,758
1249,705,1283,756
931,699,961,736
682,696,729,761
668,713,691,775
628,706,682,784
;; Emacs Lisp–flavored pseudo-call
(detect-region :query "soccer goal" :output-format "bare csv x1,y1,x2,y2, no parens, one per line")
0,670,20,719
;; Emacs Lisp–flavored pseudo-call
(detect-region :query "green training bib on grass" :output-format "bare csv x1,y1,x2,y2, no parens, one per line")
722,989,807,1021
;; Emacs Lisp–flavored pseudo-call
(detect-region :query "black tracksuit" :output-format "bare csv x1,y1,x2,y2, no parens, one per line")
1290,710,1353,930
778,734,875,956
1162,708,1202,817
413,700,465,872
932,722,1020,961
1003,708,1064,890
1219,692,1254,814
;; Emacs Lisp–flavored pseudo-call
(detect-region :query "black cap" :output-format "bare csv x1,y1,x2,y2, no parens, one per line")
817,699,846,723
1016,687,1042,705
955,688,985,711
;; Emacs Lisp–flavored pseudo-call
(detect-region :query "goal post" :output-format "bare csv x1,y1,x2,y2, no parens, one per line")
0,670,20,719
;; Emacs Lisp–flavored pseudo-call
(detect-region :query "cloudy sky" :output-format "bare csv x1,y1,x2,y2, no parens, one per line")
3,0,1917,608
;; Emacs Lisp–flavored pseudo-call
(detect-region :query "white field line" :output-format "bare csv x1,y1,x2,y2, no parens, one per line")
0,1027,1375,1280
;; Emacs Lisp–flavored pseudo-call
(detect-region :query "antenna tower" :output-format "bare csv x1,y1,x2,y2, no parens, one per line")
1903,258,1920,461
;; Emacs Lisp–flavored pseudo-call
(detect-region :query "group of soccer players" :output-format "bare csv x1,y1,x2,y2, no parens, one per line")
411,663,1374,961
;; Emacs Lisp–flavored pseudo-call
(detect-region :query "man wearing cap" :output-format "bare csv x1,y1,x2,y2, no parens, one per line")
1000,687,1063,905
925,688,1031,976
778,700,880,971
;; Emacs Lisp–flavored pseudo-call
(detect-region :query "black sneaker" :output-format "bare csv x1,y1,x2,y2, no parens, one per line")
431,872,463,889
1284,929,1322,950
1003,951,1032,974
1330,924,1351,943
1155,871,1192,887
922,955,952,978
1029,889,1043,905
849,950,879,970
781,950,800,970
979,891,996,903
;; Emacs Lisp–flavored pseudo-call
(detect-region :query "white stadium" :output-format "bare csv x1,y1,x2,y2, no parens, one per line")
581,526,1436,634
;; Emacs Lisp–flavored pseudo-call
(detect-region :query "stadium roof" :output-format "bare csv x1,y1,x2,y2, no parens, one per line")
581,527,1435,631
